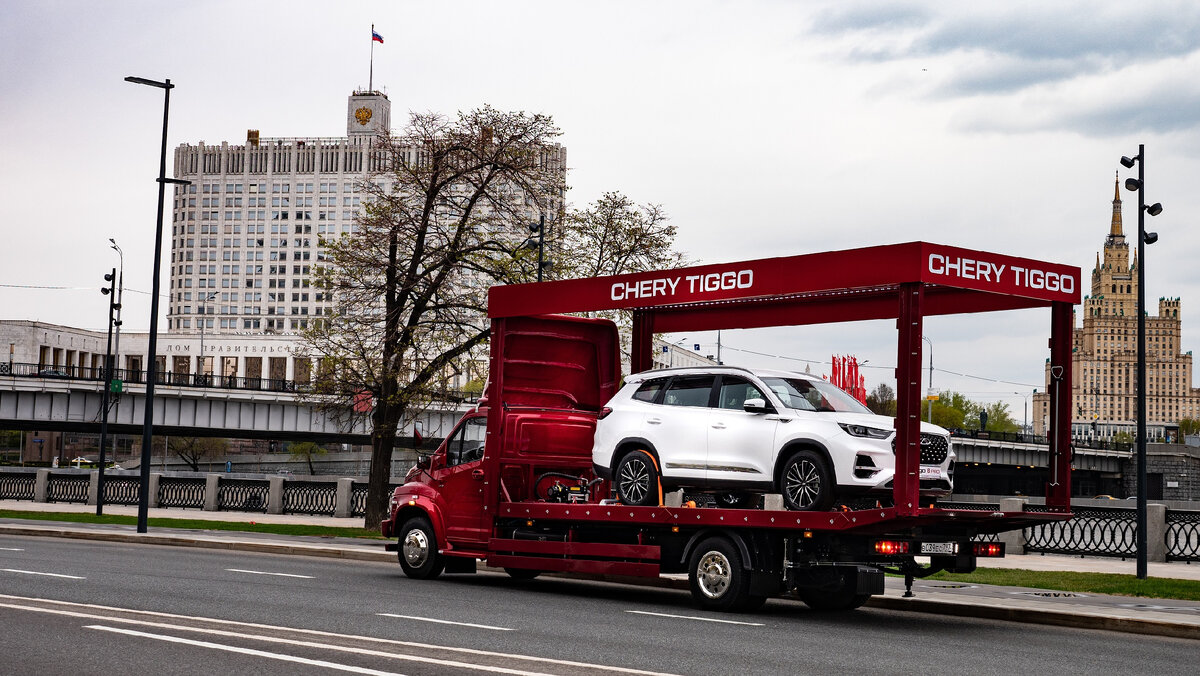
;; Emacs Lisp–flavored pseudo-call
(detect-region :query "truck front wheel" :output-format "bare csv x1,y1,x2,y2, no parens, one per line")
397,516,445,580
687,537,765,612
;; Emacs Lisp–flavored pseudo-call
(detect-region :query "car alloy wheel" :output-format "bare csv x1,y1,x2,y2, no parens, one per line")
781,449,833,511
615,449,660,506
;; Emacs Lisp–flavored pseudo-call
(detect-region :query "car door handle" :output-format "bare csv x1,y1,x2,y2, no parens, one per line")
647,417,662,425
711,423,727,429
471,469,485,480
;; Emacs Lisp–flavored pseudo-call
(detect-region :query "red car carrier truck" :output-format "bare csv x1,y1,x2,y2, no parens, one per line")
381,241,1080,611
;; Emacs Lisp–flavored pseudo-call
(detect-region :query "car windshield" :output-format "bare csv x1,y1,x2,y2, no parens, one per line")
760,376,873,414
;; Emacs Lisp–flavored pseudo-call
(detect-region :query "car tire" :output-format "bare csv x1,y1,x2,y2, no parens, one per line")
687,537,757,612
503,568,541,581
397,516,444,580
780,449,834,511
615,449,661,506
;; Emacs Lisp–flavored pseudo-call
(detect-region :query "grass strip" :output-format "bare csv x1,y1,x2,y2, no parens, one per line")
927,567,1200,601
0,509,382,540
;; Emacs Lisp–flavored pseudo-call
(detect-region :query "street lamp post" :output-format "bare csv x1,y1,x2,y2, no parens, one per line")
1120,144,1163,580
198,291,217,385
125,75,191,533
96,268,118,515
109,239,124,380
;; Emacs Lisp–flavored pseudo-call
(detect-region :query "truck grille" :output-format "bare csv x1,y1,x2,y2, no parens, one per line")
891,434,950,464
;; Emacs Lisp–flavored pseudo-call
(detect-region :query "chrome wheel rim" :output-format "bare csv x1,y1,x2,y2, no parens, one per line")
785,459,821,508
402,528,430,568
618,456,650,504
696,551,732,599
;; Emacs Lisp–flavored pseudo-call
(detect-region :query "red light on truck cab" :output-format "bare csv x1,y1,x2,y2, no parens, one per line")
973,542,1004,557
874,540,909,555
598,406,613,420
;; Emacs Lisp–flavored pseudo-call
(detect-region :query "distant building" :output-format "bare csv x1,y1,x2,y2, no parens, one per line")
1033,178,1200,441
167,91,566,336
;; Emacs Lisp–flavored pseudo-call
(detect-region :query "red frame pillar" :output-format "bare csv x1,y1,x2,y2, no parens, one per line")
1045,300,1074,510
631,310,653,374
894,283,924,516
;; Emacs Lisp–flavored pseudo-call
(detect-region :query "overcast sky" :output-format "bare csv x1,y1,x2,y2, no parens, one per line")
3,1,1199,421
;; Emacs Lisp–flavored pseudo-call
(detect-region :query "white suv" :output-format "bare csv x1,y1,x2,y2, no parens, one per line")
591,366,954,510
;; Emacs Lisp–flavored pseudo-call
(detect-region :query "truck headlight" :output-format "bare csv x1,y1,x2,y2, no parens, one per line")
839,423,892,439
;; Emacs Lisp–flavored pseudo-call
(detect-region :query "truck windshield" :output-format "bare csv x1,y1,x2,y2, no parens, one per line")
760,377,873,414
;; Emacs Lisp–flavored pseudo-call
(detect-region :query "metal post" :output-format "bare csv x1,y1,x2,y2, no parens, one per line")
536,213,545,283
1135,143,1148,579
110,239,124,383
97,268,117,515
895,283,925,517
125,75,189,534
922,335,933,422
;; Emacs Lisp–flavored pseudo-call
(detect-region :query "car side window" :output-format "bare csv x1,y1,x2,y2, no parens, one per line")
632,378,668,403
445,416,487,467
717,376,765,410
662,375,716,408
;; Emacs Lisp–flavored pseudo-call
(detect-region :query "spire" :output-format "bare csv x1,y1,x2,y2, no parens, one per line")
1109,172,1124,239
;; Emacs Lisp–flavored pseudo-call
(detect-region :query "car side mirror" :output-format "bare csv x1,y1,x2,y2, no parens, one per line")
743,398,772,414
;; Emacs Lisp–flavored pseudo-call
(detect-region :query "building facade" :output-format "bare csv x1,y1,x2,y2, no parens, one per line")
1033,179,1200,441
167,91,566,337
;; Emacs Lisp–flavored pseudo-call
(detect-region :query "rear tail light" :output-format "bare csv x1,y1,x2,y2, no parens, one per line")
597,406,613,420
974,542,1005,557
874,540,910,555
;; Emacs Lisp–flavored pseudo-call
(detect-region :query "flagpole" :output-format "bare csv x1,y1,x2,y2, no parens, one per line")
369,23,374,93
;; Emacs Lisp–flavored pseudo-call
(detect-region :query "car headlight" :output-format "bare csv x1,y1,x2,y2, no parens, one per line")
838,423,893,439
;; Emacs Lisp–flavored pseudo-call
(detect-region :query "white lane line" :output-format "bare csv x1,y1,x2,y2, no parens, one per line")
0,594,681,676
86,625,407,676
225,568,314,579
625,610,764,626
1,569,85,579
0,548,25,551
376,612,513,631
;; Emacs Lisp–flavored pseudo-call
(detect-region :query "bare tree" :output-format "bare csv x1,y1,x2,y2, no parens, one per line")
303,106,565,526
168,437,229,472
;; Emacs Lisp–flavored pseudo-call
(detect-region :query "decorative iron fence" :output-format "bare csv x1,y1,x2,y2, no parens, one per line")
283,480,337,515
0,472,36,500
939,502,1001,512
158,477,205,509
47,473,89,503
1024,507,1137,557
218,479,269,513
350,482,402,518
102,477,140,505
1166,510,1200,562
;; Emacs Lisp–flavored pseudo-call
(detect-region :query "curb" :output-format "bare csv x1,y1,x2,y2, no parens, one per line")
3,523,1197,640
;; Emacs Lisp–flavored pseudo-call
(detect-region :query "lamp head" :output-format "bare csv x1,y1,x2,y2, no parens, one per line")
1144,231,1159,245
1146,202,1163,216
1124,177,1141,192
1120,155,1137,168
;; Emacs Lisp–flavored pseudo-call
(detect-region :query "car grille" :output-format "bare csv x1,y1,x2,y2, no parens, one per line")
890,434,950,464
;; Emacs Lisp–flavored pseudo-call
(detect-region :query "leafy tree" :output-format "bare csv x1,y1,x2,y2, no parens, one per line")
168,437,229,472
923,391,1017,433
288,441,328,475
865,383,896,416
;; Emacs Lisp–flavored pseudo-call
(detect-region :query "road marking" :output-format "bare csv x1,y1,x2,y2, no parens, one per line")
225,568,314,579
376,612,513,631
0,547,25,551
86,625,408,676
625,610,764,626
1,569,84,579
0,595,681,676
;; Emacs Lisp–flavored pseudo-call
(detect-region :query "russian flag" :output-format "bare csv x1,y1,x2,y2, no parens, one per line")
372,30,384,44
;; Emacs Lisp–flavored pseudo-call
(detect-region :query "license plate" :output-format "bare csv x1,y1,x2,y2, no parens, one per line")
921,542,957,555
919,466,943,480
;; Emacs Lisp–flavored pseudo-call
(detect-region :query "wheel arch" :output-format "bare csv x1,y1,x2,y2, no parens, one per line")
774,439,835,490
611,438,661,473
680,528,754,571
393,501,446,551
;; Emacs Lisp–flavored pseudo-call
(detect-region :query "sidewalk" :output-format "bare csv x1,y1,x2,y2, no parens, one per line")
2,499,1199,639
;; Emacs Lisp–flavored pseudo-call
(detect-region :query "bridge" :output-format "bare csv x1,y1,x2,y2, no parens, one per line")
0,367,473,445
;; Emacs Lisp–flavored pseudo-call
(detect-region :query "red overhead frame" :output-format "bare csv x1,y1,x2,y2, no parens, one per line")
489,241,1082,514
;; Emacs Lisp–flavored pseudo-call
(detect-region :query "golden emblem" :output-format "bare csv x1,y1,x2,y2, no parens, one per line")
355,106,373,126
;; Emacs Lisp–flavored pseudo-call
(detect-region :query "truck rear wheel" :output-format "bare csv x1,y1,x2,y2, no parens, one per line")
615,449,661,506
397,516,444,580
687,537,763,612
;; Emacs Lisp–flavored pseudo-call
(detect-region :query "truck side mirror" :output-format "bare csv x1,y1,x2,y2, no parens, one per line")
416,453,432,470
743,398,772,414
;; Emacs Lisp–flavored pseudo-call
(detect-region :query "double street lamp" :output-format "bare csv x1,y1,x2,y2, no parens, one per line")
125,75,190,533
96,269,120,515
1119,144,1163,580
198,291,218,385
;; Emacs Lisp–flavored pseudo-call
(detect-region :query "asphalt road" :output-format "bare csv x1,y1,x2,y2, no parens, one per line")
1,534,1195,676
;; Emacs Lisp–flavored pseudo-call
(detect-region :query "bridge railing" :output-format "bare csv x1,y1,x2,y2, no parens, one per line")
948,428,1135,453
